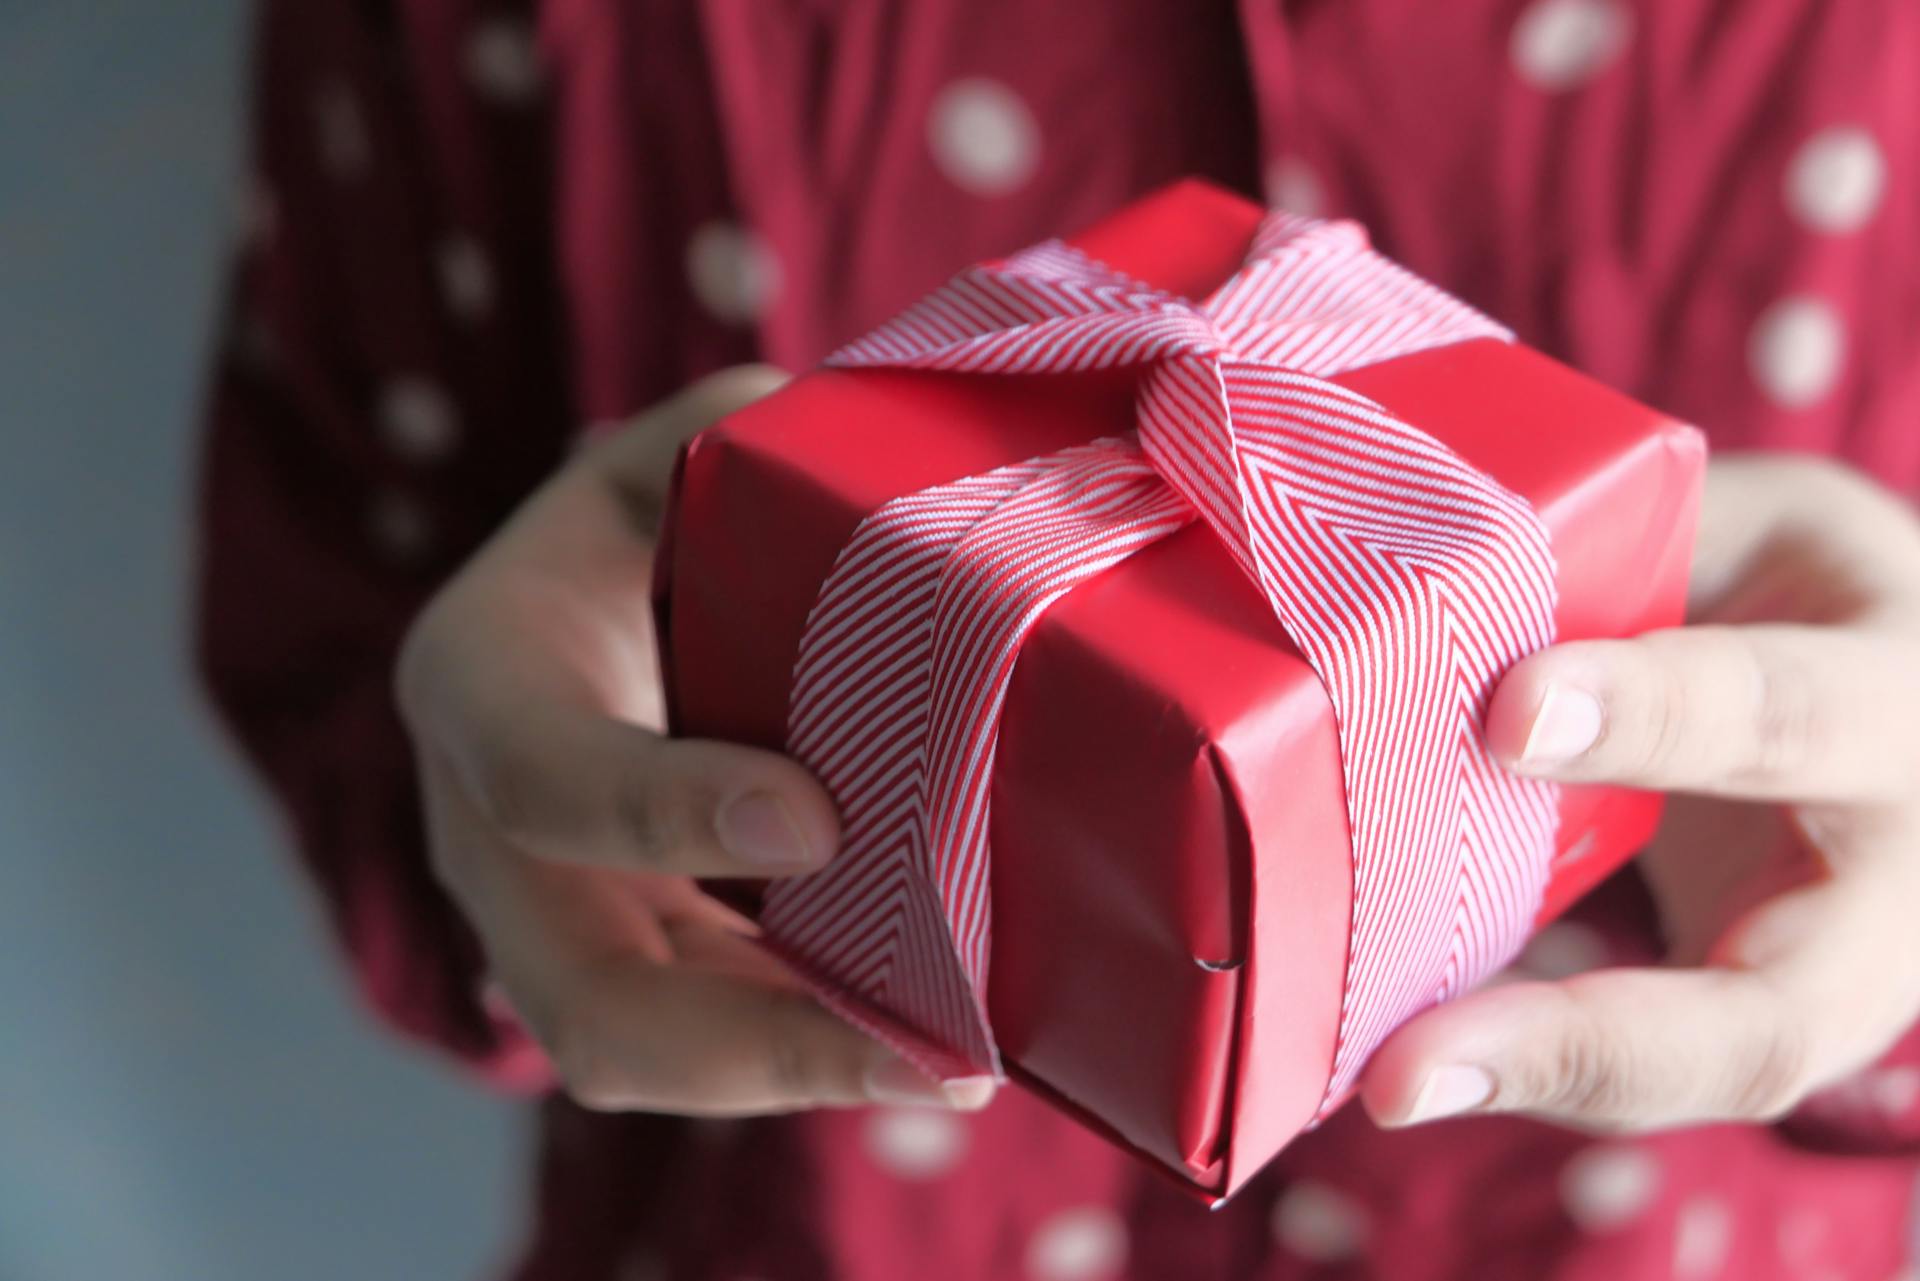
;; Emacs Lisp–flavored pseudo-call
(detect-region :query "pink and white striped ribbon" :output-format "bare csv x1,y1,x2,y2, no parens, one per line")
762,213,1560,1106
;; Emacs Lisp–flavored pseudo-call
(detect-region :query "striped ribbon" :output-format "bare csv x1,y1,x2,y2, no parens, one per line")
762,213,1560,1107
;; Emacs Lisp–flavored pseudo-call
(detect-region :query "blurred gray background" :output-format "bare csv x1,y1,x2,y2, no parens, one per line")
0,4,528,1279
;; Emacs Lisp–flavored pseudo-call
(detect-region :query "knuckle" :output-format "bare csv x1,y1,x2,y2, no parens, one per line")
421,825,471,890
610,768,683,869
1620,661,1688,779
414,771,487,892
1543,1020,1637,1118
393,607,450,734
754,990,830,1103
614,747,721,871
1724,1017,1813,1121
470,753,553,847
1509,986,1640,1121
421,817,505,904
1736,641,1819,791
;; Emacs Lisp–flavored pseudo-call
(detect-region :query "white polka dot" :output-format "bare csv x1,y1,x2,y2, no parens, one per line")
928,78,1041,196
437,234,496,322
368,491,434,562
1517,921,1609,979
1867,1066,1920,1116
1787,126,1887,233
1560,1145,1661,1232
1673,1196,1733,1279
1748,296,1845,409
1778,1206,1826,1266
863,1109,967,1179
1271,1180,1370,1262
379,377,462,462
465,18,544,103
1511,0,1633,90
312,79,372,179
1265,155,1326,217
1026,1206,1128,1281
686,221,781,324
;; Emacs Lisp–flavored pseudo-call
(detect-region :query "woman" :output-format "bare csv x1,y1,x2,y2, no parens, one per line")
197,1,1920,1277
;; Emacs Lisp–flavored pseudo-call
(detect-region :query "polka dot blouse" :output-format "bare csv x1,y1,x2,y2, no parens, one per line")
197,1,1920,1279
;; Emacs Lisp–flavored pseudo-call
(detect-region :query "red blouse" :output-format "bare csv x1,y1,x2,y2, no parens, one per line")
196,2,1920,1278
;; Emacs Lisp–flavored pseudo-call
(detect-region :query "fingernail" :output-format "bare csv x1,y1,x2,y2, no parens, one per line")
865,1057,997,1111
1400,1064,1495,1125
716,791,819,869
940,1076,999,1111
1519,684,1604,769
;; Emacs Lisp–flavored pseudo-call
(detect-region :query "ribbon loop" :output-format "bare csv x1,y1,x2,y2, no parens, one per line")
766,214,1560,1108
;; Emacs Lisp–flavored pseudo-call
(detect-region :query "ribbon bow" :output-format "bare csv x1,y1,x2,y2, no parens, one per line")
764,214,1559,1106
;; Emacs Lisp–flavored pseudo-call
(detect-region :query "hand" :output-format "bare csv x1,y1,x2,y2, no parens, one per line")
1362,454,1920,1132
396,366,993,1116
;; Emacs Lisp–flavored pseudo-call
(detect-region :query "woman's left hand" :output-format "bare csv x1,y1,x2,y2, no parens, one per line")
1362,454,1920,1132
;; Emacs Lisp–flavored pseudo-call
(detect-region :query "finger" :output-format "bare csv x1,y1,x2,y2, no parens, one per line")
1362,838,1920,1132
578,363,791,538
429,786,991,1117
396,363,829,878
1687,455,1920,617
450,363,791,593
1485,625,1920,802
1360,967,1804,1131
452,704,841,878
417,750,677,967
409,615,836,881
539,946,996,1117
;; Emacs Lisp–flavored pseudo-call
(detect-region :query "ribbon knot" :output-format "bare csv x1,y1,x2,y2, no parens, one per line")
764,213,1561,1108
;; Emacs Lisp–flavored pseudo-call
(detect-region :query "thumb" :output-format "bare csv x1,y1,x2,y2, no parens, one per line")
453,708,842,879
1359,865,1913,1132
580,363,791,528
1359,967,1806,1131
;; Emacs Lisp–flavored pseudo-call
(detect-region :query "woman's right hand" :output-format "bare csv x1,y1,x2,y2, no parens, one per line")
396,366,993,1116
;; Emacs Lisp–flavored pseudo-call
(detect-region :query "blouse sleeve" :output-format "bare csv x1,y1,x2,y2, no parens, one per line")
193,0,572,1087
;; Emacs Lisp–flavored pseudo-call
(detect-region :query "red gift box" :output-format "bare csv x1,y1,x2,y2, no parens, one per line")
654,180,1705,1198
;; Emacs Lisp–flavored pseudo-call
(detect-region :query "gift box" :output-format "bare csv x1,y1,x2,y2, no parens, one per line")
653,179,1704,1199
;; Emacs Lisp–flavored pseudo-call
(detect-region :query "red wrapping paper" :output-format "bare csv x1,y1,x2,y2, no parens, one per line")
654,180,1705,1198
